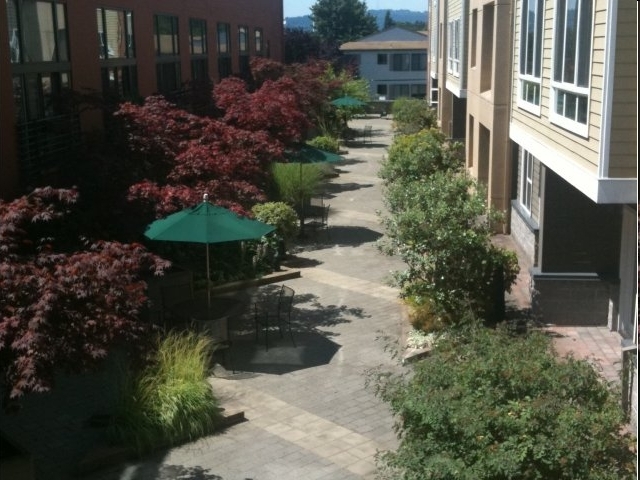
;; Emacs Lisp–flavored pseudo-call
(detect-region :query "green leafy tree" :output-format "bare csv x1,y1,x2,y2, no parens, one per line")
310,0,378,54
284,27,322,64
372,325,637,479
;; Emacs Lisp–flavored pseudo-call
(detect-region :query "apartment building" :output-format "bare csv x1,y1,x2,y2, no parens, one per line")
510,0,637,428
510,0,636,335
339,27,428,101
466,0,513,231
430,0,637,425
0,0,284,200
434,0,467,141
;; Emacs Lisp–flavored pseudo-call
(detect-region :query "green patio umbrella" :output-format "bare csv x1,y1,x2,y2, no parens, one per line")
284,144,343,164
144,194,275,306
330,95,367,107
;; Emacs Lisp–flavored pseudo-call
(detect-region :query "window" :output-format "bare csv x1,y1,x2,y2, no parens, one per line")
551,0,592,131
377,84,387,97
189,18,206,55
520,150,535,213
7,0,68,63
154,14,179,55
190,19,208,81
411,53,426,71
217,22,230,55
97,8,137,101
238,26,250,77
410,84,426,98
7,0,71,121
97,8,134,59
154,15,180,93
391,54,410,71
470,9,477,68
101,66,137,99
238,26,248,53
448,19,460,75
254,28,263,54
519,0,543,109
389,84,410,99
377,53,387,65
156,62,180,93
217,23,231,79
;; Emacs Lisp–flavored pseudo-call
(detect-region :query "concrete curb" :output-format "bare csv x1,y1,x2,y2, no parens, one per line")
74,409,246,477
207,266,301,295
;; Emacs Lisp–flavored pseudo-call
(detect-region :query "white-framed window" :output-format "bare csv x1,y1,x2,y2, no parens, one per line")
550,0,592,136
518,0,543,113
520,150,535,213
447,19,460,76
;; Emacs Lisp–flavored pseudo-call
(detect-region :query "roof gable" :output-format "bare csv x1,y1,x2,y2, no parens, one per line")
357,27,427,42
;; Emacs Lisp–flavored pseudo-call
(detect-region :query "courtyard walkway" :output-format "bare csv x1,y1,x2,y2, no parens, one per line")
0,115,625,480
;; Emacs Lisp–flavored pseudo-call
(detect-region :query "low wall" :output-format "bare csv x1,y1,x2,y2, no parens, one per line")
531,271,618,326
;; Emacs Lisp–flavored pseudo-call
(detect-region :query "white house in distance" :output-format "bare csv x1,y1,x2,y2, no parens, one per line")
339,27,428,101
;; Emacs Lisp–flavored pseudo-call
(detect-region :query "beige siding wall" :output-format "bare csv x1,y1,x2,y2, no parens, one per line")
511,0,611,176
608,1,637,178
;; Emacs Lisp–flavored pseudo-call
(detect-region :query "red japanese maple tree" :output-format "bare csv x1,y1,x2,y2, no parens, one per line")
0,187,169,403
116,96,282,217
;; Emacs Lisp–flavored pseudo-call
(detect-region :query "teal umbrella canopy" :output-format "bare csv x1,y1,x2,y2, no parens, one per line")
330,95,367,107
144,198,275,244
285,144,343,164
144,195,275,306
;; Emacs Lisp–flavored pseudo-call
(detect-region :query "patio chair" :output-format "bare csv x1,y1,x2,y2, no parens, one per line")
362,125,373,144
254,285,296,351
191,316,234,373
304,204,330,240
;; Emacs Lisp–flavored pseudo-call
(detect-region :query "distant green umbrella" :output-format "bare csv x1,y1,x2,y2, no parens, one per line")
144,194,275,305
284,144,343,164
330,95,367,107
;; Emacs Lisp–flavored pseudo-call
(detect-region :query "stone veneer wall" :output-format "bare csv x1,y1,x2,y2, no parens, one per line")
531,272,619,326
510,202,538,266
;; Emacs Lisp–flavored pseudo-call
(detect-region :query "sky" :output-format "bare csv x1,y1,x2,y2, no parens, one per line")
283,0,428,18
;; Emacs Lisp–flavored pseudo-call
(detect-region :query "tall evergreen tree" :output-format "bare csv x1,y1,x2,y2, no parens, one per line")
310,0,377,55
383,10,395,30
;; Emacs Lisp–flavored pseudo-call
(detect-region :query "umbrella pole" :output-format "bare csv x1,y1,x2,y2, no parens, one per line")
206,243,211,309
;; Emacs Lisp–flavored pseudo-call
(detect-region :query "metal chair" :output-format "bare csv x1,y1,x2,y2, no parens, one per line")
362,125,373,143
304,204,330,239
254,285,296,351
191,316,234,372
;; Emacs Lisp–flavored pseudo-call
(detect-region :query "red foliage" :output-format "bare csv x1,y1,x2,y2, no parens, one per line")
116,96,282,217
0,188,169,401
214,76,309,145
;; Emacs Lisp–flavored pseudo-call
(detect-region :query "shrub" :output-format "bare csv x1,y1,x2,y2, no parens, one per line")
270,162,324,208
307,135,340,153
391,98,437,135
108,331,223,456
380,129,464,185
252,201,300,244
373,324,637,479
379,170,517,322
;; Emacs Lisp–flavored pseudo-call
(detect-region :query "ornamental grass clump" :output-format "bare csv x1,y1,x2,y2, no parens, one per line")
108,331,223,456
372,324,637,480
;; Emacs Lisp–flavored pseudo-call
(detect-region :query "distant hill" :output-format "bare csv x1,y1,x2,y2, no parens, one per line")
284,9,427,32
